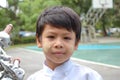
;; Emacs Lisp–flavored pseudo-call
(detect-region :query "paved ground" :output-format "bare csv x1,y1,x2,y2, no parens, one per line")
6,47,120,80
97,37,120,43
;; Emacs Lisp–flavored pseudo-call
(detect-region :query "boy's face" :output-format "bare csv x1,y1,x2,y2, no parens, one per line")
36,24,79,67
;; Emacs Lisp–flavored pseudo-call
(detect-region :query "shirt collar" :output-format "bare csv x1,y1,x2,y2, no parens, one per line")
43,59,73,76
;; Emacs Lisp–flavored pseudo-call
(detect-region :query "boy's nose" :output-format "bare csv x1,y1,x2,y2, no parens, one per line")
54,38,63,49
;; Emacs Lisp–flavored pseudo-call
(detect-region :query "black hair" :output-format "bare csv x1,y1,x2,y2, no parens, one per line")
36,6,81,43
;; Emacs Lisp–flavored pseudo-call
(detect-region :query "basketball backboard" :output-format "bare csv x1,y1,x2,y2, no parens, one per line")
92,0,113,8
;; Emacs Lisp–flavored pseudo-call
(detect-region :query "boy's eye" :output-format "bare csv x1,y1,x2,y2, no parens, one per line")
47,36,55,38
64,37,71,40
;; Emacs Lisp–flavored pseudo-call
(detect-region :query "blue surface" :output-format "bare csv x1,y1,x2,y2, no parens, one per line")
78,44,120,50
26,43,120,50
25,42,120,66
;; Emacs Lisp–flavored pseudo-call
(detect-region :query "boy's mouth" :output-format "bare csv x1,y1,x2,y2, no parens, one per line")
53,51,65,55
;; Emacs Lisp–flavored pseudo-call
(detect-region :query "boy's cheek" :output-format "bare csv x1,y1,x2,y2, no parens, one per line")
42,41,51,52
67,44,75,52
69,43,79,53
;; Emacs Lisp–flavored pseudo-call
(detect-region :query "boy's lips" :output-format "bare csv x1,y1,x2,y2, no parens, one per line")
53,51,65,55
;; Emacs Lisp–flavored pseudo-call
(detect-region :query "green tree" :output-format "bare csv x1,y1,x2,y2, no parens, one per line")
0,0,20,33
18,0,61,31
60,0,91,15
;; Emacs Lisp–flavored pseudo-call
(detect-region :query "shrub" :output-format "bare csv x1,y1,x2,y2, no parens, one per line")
12,36,35,45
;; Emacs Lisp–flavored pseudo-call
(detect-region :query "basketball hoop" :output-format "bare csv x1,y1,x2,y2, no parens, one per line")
99,0,107,8
92,0,113,9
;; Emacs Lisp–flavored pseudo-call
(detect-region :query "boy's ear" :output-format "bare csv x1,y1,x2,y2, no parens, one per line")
74,40,80,50
36,35,42,48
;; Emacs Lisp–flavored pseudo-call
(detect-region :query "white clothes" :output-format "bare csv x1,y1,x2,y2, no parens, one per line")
27,60,103,80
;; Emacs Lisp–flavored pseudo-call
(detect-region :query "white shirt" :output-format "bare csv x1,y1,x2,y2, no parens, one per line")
27,60,103,80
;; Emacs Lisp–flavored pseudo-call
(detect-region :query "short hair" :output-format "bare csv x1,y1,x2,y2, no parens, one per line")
36,6,81,43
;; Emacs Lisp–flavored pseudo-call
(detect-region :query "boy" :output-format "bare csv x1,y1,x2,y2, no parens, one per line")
27,6,103,80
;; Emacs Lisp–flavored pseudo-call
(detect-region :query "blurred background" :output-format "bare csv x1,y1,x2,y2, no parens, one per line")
0,0,120,44
0,0,120,80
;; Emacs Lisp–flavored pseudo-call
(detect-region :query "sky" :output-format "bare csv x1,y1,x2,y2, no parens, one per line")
0,0,7,7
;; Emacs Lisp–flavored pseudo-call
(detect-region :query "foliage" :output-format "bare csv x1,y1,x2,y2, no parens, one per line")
17,0,61,31
12,36,35,44
60,0,91,15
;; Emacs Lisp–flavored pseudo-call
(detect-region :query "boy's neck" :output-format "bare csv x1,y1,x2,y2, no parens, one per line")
45,60,64,70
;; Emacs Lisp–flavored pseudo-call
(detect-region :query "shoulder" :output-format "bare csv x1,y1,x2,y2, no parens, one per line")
27,70,43,80
71,62,103,80
73,63,97,73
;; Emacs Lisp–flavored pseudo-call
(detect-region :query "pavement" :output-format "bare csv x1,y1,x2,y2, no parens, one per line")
97,37,120,43
6,46,120,80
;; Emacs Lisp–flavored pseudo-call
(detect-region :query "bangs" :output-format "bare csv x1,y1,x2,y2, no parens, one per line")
42,13,73,31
